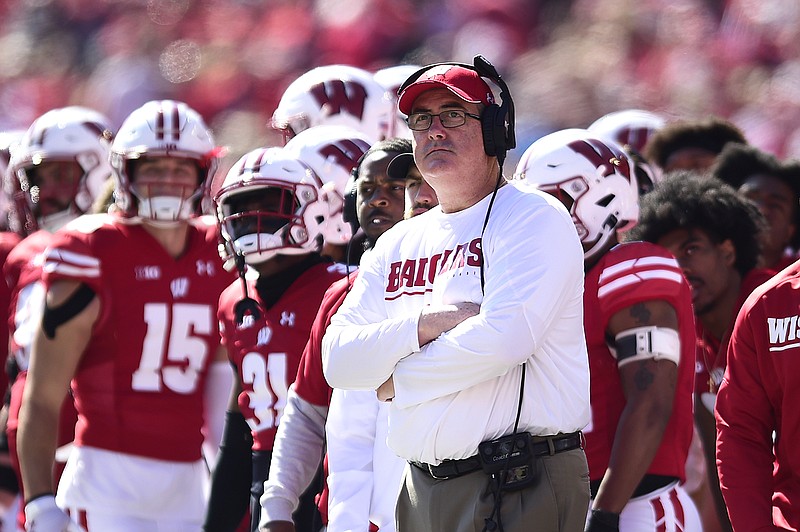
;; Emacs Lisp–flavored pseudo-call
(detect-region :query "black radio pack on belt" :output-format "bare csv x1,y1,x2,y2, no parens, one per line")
478,432,536,491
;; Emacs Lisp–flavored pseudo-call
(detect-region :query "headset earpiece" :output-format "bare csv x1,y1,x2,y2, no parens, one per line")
342,167,359,235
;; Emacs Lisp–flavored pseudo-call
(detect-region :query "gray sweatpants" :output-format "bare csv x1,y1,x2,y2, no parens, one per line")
396,448,590,532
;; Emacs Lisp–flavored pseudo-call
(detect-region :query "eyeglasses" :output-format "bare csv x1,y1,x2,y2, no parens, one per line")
406,110,482,131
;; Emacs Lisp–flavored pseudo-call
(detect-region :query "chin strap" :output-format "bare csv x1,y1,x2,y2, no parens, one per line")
233,253,261,326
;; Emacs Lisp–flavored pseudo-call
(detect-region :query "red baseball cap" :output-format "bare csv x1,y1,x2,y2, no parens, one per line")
398,65,495,115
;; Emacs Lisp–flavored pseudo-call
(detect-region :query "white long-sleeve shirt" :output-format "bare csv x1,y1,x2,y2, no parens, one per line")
322,184,591,465
260,389,327,523
326,388,405,532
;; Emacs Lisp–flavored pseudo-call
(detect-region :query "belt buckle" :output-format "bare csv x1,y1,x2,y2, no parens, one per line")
427,463,449,480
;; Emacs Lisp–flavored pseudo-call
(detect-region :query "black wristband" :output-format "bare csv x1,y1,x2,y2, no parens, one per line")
25,492,55,506
585,509,620,532
203,411,252,532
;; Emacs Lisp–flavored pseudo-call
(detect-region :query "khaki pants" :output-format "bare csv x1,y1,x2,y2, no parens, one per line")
396,448,590,532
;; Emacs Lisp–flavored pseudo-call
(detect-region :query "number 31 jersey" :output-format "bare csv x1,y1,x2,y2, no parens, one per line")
218,261,346,451
41,214,236,462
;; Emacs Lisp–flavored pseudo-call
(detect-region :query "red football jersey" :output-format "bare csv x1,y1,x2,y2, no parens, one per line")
218,261,346,451
4,230,78,531
40,214,235,462
4,230,52,371
289,272,355,526
694,267,775,394
583,241,695,482
717,259,800,530
0,231,21,382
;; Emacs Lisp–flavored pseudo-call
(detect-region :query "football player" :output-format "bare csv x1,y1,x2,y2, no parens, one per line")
259,138,412,532
272,65,394,144
3,107,115,532
626,171,774,532
515,129,701,531
204,146,346,532
324,149,437,532
0,128,25,523
17,100,235,531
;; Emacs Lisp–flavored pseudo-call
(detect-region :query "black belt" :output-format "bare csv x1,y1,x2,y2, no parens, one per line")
410,431,583,480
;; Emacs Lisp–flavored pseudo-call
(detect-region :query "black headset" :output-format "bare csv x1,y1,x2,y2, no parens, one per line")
397,55,516,166
342,153,366,235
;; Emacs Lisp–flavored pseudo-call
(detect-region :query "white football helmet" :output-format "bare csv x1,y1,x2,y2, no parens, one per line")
0,130,25,232
588,109,665,195
110,100,220,224
373,64,421,139
514,128,639,261
588,109,665,154
7,107,114,234
272,65,393,144
216,147,327,266
283,125,371,245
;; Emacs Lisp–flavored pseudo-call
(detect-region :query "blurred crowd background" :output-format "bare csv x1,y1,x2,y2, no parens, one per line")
2,0,799,178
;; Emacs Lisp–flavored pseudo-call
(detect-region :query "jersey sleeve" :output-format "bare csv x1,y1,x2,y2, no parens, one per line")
595,241,688,324
261,389,327,523
41,229,103,292
293,276,352,406
715,296,779,530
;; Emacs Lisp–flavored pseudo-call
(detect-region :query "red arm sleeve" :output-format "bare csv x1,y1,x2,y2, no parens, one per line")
293,275,353,406
715,302,778,531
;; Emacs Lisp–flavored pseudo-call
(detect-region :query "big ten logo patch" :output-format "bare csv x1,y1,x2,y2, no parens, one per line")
196,259,216,277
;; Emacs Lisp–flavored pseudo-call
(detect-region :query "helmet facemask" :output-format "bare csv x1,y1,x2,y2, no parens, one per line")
19,159,89,232
127,157,205,226
221,184,319,265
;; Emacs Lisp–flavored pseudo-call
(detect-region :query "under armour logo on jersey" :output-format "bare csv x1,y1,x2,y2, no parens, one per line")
196,260,216,276
170,277,189,298
257,326,272,346
280,311,296,327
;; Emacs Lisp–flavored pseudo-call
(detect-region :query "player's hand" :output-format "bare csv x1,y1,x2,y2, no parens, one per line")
25,494,86,532
584,509,619,532
260,521,295,532
377,375,395,401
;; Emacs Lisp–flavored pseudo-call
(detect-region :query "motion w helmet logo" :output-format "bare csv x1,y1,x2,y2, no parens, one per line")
310,80,368,120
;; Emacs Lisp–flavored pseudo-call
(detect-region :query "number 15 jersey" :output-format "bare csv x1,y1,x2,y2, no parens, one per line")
41,214,236,462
